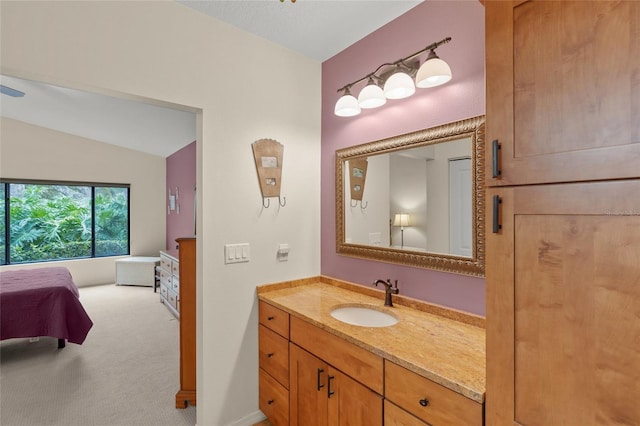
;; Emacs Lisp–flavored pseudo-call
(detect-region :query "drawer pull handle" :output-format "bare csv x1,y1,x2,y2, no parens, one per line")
492,139,501,178
317,368,325,390
267,399,274,405
267,316,275,321
327,375,335,398
419,398,430,407
267,353,274,358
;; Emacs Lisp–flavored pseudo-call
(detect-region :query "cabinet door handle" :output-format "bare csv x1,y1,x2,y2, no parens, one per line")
492,195,502,233
492,139,501,178
267,316,275,321
419,398,430,407
267,352,274,358
267,399,274,405
327,375,335,398
317,368,325,390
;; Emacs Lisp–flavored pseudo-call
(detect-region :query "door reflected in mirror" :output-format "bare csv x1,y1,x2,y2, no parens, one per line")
336,116,485,276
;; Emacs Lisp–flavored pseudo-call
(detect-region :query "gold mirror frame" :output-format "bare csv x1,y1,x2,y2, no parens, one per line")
336,115,485,276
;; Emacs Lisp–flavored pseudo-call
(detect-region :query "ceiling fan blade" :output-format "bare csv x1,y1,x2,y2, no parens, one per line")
0,84,25,97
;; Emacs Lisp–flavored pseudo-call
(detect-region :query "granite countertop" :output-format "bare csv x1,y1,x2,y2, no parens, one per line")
257,276,486,403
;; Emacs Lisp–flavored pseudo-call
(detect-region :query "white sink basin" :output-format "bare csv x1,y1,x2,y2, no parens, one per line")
330,305,398,328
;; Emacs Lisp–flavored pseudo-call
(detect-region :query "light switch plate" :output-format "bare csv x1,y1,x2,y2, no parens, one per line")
224,243,250,264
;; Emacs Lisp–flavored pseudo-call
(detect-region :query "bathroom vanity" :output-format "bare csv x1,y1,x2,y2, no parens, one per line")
257,276,485,425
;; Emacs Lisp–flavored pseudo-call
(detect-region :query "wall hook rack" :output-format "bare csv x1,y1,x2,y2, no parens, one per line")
350,199,368,210
252,138,286,209
262,196,286,209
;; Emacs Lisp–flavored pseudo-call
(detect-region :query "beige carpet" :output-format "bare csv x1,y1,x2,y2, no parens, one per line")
0,284,197,426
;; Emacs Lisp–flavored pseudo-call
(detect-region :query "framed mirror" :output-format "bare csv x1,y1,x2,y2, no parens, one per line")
336,115,485,276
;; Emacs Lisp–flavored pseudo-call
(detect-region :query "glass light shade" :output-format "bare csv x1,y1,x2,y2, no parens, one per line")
358,83,386,109
392,213,410,227
334,93,361,117
416,53,452,88
383,71,415,100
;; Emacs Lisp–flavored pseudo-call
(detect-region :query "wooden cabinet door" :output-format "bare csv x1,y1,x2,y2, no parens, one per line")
290,344,328,426
327,367,382,426
486,180,640,425
486,0,640,187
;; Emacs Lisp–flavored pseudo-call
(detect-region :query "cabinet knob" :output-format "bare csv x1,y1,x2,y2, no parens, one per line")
267,353,274,358
267,316,275,321
419,398,430,407
267,399,274,405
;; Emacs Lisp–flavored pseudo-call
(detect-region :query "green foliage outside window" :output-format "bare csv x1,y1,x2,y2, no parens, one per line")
2,182,129,264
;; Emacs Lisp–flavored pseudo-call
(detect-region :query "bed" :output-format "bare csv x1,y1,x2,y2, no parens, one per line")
0,267,93,348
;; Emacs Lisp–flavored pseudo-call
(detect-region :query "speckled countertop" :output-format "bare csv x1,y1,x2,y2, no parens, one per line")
257,276,486,403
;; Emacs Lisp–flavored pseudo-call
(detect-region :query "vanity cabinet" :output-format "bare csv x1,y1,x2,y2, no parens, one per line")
289,315,383,426
485,0,640,188
290,344,382,426
486,1,640,424
385,361,482,426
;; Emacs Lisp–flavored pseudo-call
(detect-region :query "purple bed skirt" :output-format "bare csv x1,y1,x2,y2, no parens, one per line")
0,267,93,345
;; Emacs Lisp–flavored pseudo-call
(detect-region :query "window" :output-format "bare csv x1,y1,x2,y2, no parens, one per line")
1,181,129,265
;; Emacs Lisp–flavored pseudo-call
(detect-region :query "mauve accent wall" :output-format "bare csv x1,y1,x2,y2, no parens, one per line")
321,1,486,316
166,141,196,250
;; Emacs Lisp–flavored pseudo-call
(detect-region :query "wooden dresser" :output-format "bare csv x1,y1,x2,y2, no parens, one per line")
175,236,196,408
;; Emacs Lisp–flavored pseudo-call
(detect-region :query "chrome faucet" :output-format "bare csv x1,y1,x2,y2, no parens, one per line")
373,279,399,307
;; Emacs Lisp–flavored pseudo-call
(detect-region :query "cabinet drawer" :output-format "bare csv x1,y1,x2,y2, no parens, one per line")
384,400,428,426
259,325,289,388
172,275,180,292
167,290,179,311
160,284,169,300
259,301,289,339
385,361,482,426
259,367,289,426
290,316,383,394
160,256,172,272
160,270,172,286
171,261,179,276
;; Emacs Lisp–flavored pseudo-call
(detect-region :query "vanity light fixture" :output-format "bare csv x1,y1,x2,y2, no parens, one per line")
334,37,452,117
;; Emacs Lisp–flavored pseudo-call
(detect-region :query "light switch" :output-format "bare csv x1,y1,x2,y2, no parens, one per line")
224,243,250,264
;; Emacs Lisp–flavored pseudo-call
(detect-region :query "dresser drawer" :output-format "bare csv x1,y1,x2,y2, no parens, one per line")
160,269,172,286
259,367,289,426
172,275,180,292
160,283,169,300
259,301,289,339
259,325,289,388
171,261,179,276
160,256,172,272
167,289,179,311
385,361,483,426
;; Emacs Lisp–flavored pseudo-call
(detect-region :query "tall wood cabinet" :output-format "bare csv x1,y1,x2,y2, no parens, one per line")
175,236,196,408
485,1,640,425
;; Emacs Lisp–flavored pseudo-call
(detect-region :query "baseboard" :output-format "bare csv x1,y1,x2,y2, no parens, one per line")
225,409,266,426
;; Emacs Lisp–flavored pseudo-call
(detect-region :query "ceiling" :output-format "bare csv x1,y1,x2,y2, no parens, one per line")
0,0,422,158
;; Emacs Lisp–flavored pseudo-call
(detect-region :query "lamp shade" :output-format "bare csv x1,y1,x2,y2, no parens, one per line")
334,91,361,117
392,213,411,227
416,50,452,88
358,79,386,109
383,71,415,100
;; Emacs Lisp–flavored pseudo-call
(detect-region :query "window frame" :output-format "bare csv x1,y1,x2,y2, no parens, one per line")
1,179,130,265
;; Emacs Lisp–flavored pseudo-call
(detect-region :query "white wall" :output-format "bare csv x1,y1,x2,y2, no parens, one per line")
0,118,165,286
0,2,321,425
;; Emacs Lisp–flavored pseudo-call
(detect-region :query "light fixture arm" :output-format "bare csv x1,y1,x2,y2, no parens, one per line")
336,37,451,94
